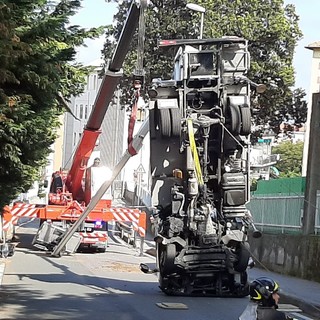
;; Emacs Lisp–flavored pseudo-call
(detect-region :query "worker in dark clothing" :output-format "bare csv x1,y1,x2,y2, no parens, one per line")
239,277,296,320
92,157,101,167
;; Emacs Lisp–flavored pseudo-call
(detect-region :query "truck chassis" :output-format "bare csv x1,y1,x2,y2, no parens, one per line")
148,37,258,296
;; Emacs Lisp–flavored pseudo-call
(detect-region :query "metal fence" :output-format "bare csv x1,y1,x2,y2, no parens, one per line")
247,194,320,235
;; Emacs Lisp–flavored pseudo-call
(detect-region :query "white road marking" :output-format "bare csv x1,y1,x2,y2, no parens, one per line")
288,312,314,320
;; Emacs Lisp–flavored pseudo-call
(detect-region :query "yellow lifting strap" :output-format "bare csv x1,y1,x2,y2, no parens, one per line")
187,119,204,186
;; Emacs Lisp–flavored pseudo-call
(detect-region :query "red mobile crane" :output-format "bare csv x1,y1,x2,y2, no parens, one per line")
3,0,148,254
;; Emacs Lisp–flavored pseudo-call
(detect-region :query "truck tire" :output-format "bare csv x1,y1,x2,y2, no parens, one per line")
159,274,174,295
160,243,176,274
158,108,171,138
170,108,181,137
226,104,241,135
234,242,250,272
240,107,251,135
149,109,157,139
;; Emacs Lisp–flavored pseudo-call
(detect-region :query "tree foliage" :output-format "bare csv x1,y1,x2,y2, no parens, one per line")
272,140,303,177
0,0,105,208
103,0,307,130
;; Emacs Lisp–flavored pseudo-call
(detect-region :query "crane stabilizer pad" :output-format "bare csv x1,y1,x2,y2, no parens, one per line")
156,302,188,310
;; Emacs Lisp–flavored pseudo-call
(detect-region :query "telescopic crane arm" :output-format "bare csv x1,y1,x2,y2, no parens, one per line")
65,0,147,202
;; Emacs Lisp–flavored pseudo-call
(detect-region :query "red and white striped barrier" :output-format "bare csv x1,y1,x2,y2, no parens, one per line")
110,208,146,237
3,203,40,231
4,203,147,239
78,231,108,243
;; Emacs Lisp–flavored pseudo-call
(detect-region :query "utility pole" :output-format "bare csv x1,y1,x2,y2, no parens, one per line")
302,42,320,176
303,93,320,235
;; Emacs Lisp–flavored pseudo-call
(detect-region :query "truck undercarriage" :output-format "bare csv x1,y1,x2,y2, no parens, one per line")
146,37,260,296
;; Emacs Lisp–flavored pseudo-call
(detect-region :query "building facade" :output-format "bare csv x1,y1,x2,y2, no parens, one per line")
62,60,149,197
62,60,127,171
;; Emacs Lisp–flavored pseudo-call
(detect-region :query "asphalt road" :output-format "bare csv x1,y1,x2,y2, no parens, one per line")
0,220,315,320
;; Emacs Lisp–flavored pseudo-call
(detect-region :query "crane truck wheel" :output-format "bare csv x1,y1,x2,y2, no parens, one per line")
239,106,251,135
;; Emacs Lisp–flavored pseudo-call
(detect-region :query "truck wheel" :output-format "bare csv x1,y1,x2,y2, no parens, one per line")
239,107,251,135
226,104,241,135
234,242,250,272
236,271,249,297
160,243,176,274
158,109,171,138
149,109,157,139
170,108,181,137
159,274,174,295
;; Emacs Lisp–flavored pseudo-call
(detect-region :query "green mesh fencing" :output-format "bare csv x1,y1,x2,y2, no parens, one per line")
247,196,304,234
248,177,308,234
252,177,306,196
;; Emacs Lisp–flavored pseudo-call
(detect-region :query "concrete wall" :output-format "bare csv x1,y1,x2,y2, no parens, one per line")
249,232,320,283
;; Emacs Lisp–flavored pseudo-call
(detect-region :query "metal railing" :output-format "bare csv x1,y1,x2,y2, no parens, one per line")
247,194,320,235
114,221,145,256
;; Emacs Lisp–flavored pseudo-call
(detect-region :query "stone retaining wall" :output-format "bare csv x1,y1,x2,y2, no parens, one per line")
249,232,320,283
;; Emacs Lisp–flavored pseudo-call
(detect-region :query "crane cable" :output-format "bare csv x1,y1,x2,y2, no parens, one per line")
128,0,147,155
187,119,204,186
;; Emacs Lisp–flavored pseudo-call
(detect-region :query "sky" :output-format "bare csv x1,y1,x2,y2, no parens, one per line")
70,0,117,65
72,0,319,94
283,0,320,93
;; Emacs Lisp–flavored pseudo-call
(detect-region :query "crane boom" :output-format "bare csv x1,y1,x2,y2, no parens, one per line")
65,1,146,201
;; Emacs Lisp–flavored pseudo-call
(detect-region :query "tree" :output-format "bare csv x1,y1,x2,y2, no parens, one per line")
272,140,303,177
103,0,307,130
0,0,105,208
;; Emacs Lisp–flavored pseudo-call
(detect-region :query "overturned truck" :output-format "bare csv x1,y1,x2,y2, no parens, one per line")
143,37,262,296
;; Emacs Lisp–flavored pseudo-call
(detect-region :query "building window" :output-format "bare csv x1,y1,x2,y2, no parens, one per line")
73,132,76,146
85,105,88,119
80,104,83,118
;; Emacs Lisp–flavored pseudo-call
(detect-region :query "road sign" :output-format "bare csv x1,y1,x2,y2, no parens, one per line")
136,164,145,174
